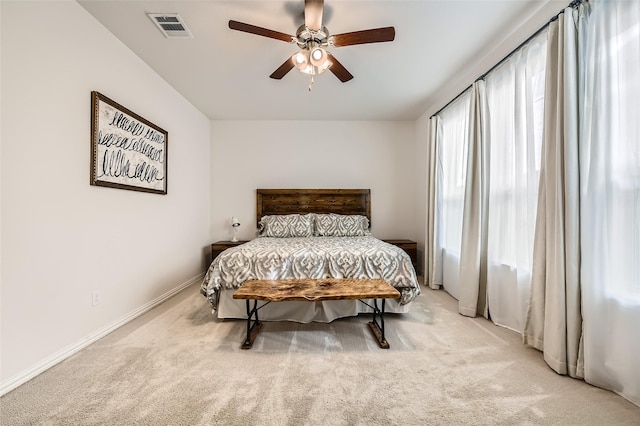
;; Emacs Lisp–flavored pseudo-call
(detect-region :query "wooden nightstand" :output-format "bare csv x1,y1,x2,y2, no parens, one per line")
383,239,418,269
210,240,249,262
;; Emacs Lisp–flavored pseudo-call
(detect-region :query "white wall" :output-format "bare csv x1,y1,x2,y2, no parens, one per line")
0,1,211,392
210,120,417,242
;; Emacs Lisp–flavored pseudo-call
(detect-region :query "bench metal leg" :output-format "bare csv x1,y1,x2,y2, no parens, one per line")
368,298,390,349
242,297,392,350
241,299,262,350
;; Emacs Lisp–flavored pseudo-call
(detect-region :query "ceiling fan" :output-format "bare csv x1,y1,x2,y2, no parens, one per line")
228,0,395,86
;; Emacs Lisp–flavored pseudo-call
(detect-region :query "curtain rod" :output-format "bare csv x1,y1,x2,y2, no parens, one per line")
430,0,585,118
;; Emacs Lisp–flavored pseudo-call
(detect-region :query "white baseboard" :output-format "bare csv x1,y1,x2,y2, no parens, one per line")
0,273,204,397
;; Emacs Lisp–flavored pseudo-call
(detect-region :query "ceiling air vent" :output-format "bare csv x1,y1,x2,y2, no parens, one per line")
147,13,193,38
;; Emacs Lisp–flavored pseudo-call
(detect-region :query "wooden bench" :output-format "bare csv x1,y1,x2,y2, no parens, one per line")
233,278,401,350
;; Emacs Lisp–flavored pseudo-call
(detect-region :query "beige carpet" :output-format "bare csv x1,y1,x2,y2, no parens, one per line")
2,280,639,425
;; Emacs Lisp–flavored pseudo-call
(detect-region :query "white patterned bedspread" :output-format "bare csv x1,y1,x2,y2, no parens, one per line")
201,236,420,310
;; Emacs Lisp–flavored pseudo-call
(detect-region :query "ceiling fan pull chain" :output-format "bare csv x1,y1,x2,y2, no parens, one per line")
308,75,315,92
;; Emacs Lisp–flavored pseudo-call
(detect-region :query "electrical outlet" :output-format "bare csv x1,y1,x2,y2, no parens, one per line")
92,290,101,306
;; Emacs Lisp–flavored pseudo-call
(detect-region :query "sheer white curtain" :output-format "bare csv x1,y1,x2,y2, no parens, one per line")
580,0,640,406
436,91,472,300
484,33,547,332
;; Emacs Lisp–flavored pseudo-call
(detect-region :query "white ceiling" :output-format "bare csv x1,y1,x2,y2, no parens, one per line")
78,0,562,121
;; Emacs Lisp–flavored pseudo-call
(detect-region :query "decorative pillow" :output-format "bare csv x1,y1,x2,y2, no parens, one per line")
258,214,314,238
314,213,370,237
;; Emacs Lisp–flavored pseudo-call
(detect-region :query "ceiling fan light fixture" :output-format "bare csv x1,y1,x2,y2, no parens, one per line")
292,48,329,75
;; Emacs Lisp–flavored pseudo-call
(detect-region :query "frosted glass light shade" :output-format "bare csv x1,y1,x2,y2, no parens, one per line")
310,47,328,67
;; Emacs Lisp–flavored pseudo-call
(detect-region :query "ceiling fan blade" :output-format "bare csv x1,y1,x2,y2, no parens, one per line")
229,20,293,43
305,0,324,31
331,27,395,47
270,57,295,80
327,53,353,82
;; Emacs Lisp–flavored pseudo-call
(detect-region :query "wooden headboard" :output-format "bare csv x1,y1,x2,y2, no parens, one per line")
256,189,371,227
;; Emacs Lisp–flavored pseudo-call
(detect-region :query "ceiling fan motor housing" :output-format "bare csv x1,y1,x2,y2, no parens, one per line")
295,25,330,49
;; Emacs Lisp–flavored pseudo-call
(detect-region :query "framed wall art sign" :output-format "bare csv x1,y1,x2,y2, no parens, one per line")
90,91,168,194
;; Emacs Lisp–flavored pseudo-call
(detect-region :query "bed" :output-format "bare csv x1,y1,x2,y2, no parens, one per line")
200,189,420,323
